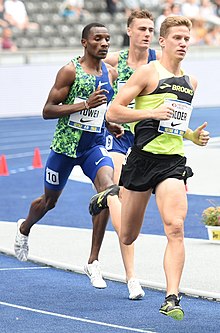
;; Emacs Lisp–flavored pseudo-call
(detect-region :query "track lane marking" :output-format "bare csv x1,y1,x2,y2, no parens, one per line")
0,267,50,271
0,301,157,333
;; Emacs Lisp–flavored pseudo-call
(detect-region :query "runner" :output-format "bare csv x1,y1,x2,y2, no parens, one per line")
14,22,143,300
89,16,210,319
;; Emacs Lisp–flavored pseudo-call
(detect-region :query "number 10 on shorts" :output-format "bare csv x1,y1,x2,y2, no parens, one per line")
46,167,59,185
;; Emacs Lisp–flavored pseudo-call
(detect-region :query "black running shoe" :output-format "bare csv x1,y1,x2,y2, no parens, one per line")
159,294,184,321
89,185,120,216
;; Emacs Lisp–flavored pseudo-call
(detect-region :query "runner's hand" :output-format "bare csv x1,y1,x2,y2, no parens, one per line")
151,104,174,120
192,122,210,146
87,85,109,108
106,122,124,138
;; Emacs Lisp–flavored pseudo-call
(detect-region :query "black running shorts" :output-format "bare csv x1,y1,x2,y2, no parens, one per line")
119,146,193,193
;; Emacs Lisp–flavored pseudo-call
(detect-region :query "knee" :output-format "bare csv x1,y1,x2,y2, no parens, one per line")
165,218,184,240
120,233,136,246
94,172,114,193
44,196,58,211
97,180,113,193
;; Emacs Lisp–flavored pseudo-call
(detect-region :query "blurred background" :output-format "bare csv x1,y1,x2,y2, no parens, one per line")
0,0,220,61
0,0,220,117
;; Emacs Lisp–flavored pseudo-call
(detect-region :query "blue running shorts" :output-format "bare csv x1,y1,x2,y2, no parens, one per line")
105,129,134,155
45,146,114,191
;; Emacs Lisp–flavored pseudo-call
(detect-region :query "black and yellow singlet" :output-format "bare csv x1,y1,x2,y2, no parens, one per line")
130,60,194,156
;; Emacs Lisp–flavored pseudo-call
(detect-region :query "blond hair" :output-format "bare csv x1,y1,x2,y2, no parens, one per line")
160,16,192,38
127,9,154,27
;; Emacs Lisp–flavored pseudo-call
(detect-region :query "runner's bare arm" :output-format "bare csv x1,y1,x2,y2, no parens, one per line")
183,76,210,146
106,64,174,124
43,62,109,119
105,62,118,84
43,62,87,119
184,122,210,146
104,51,120,68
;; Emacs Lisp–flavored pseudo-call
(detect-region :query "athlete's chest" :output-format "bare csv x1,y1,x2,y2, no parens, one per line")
154,76,194,103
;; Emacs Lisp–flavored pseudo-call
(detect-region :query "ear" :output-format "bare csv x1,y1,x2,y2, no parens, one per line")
81,38,87,48
159,36,165,48
127,27,131,37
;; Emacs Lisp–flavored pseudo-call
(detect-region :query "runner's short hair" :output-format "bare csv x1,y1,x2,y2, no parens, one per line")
127,9,154,27
160,16,192,38
82,23,106,39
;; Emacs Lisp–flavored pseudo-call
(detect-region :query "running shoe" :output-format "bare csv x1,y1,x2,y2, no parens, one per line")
127,279,145,300
89,184,120,216
84,260,107,289
159,294,184,320
14,219,29,261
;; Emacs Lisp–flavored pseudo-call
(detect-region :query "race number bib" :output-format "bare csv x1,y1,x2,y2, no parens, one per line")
158,98,193,136
68,97,107,133
117,81,135,109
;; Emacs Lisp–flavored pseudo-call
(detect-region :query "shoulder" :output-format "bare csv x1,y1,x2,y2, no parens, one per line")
104,51,120,67
155,49,162,60
132,62,158,87
59,61,75,75
105,62,118,82
128,62,156,86
189,74,198,90
137,61,156,74
55,61,76,85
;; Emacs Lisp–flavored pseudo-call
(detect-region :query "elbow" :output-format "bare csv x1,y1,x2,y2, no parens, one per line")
105,110,111,123
42,106,50,120
106,108,116,123
42,111,48,120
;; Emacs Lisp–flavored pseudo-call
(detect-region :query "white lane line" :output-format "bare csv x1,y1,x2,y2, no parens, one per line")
0,143,50,151
0,136,51,145
5,150,49,159
10,167,35,174
0,301,157,333
0,267,50,271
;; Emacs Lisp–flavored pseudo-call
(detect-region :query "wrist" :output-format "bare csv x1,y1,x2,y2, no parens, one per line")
84,100,89,109
184,128,194,141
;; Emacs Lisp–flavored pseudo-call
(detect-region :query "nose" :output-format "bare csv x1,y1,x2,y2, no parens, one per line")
145,29,150,36
101,38,109,46
180,37,187,46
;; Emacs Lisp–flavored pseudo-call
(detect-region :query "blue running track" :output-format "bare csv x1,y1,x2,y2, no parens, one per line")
0,108,219,332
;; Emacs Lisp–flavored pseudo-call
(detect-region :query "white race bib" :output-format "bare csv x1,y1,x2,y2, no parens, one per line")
68,97,107,133
158,98,193,136
117,81,135,109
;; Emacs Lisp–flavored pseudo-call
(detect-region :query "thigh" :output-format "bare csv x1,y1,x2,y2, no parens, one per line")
121,188,151,240
44,187,63,205
156,178,188,226
44,150,75,191
109,151,125,184
81,145,114,184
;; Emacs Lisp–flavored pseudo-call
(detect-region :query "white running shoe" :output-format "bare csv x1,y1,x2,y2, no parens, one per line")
84,260,107,289
127,279,145,300
14,219,29,261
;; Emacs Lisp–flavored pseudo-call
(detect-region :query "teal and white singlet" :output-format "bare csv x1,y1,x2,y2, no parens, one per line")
105,48,156,154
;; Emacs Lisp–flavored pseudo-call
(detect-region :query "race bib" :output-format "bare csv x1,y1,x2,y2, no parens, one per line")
117,81,135,109
68,97,107,133
158,98,193,136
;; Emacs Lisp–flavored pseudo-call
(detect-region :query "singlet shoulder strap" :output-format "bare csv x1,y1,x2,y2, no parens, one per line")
148,48,156,62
